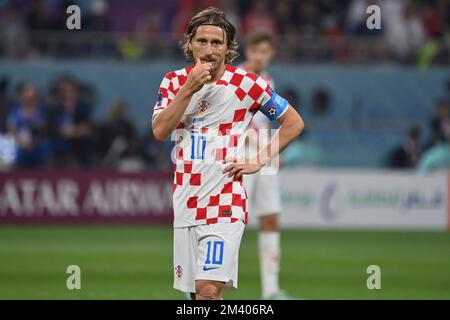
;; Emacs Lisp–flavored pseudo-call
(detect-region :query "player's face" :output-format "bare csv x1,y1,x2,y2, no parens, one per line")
245,42,274,74
190,25,228,73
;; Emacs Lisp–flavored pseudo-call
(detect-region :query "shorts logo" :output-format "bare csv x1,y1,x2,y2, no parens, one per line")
202,265,220,271
174,265,183,281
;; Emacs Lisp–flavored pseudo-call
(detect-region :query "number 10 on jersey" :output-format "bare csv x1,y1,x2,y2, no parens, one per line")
191,134,206,160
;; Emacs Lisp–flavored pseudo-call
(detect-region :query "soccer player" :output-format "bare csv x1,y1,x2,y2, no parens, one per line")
240,32,295,299
151,7,304,300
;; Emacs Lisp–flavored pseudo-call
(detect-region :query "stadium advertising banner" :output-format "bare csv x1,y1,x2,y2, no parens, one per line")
1,169,449,229
267,169,449,230
0,171,173,224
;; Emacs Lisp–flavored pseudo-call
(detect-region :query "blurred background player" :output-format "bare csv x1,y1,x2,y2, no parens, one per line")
240,31,295,300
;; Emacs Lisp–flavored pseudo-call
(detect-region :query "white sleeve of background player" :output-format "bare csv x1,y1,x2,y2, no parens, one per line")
256,76,289,121
152,73,175,121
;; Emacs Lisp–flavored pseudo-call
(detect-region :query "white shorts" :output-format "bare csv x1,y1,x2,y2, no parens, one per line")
243,172,282,218
173,221,245,293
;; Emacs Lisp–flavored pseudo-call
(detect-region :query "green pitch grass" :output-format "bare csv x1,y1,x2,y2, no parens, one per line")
0,226,449,299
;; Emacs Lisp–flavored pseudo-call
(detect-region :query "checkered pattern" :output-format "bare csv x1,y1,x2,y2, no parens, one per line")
152,66,193,120
239,65,276,131
186,179,248,225
153,65,274,228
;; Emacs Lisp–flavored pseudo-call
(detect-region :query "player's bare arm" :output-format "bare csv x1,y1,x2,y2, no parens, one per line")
152,58,212,141
223,105,304,178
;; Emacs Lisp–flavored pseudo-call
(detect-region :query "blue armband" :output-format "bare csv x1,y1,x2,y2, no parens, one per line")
260,88,289,120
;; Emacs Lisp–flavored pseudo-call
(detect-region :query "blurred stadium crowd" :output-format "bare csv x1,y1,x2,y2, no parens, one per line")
0,0,449,172
0,75,169,170
1,66,449,171
0,0,449,64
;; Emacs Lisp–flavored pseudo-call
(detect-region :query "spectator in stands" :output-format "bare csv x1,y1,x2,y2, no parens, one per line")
389,125,422,168
85,0,116,57
385,1,426,62
273,0,296,35
0,77,11,133
118,33,145,60
96,99,141,169
135,9,165,58
218,0,241,33
49,76,95,168
27,0,53,31
7,82,49,168
430,100,450,142
0,1,29,58
347,0,383,34
143,133,172,170
242,0,276,34
86,0,111,32
171,0,219,35
295,0,322,37
421,3,444,39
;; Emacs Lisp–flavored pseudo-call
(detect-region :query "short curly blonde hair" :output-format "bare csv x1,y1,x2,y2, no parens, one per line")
181,7,239,64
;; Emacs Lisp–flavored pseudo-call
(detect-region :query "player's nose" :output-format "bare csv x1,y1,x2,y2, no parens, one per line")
205,43,213,55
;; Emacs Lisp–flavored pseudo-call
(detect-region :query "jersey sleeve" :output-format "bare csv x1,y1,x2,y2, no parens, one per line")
255,76,289,121
152,72,176,120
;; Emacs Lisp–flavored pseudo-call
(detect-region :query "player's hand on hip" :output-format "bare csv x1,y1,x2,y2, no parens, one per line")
184,58,212,93
222,157,263,179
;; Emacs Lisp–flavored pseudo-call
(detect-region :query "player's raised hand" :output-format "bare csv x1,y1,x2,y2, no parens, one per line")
184,58,212,93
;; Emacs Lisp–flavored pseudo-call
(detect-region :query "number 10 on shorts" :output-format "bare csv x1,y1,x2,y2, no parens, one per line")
204,241,224,267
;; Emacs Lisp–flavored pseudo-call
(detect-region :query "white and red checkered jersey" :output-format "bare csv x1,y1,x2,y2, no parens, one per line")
238,65,276,131
152,64,288,228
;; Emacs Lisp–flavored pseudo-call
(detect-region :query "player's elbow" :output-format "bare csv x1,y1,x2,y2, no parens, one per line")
295,116,304,137
290,113,304,140
151,120,167,142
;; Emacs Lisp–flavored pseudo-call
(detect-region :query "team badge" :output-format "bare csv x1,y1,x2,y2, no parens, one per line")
175,265,183,281
198,99,210,114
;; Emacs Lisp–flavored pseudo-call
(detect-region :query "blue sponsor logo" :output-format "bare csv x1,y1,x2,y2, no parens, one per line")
402,191,443,211
202,265,220,271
